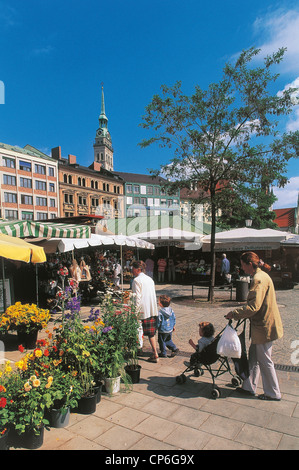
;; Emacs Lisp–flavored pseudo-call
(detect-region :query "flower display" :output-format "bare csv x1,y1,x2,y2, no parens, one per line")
0,289,142,446
0,302,50,335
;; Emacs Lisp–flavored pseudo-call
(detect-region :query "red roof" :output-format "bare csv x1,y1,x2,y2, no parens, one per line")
273,208,296,228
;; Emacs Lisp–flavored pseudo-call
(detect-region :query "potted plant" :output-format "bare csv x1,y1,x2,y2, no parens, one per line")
0,361,14,450
51,296,99,413
0,302,50,349
5,369,51,449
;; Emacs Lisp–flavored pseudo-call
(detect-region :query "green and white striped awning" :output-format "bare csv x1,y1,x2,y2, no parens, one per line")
0,220,91,239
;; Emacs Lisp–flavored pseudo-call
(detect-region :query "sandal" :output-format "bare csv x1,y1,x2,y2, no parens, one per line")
147,356,159,363
258,394,281,401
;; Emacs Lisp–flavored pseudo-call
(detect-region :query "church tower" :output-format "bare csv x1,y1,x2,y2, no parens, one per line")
93,84,114,171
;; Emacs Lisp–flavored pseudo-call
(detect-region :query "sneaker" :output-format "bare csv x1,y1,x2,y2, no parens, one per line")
170,349,180,357
158,353,167,358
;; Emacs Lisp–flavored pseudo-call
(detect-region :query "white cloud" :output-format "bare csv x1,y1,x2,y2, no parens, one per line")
277,77,299,131
272,176,299,209
253,8,299,74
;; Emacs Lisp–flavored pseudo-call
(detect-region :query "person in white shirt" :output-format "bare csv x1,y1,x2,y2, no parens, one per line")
131,260,159,362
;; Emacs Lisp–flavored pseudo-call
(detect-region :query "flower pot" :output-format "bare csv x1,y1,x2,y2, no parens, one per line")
17,329,38,349
77,392,97,414
0,428,10,450
125,364,141,384
10,426,44,450
104,376,121,395
94,382,103,404
45,406,70,428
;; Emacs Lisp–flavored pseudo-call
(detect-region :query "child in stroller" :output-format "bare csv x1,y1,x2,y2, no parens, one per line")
176,320,245,399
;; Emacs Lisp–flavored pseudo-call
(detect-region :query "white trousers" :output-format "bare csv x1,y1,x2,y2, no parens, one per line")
242,342,281,399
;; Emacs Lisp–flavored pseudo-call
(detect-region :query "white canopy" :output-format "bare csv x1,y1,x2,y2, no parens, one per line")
131,227,203,250
202,227,290,252
36,233,155,253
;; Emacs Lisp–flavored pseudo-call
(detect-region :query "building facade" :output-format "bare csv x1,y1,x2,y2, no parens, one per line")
54,147,124,219
114,171,180,217
0,143,59,221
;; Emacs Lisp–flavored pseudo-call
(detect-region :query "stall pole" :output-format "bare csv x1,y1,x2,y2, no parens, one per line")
1,258,7,312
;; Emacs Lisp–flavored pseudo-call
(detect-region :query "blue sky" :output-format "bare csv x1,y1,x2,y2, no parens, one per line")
0,0,298,209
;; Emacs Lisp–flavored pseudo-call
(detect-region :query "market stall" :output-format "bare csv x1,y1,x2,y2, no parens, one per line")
0,220,91,239
202,227,290,252
0,233,46,311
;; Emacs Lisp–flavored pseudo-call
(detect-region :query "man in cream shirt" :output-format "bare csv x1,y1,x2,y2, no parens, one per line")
132,261,159,362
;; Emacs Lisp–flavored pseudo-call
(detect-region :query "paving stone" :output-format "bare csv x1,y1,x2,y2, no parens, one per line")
235,423,283,450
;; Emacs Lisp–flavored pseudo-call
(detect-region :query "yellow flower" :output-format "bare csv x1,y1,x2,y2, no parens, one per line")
32,379,40,388
34,349,43,358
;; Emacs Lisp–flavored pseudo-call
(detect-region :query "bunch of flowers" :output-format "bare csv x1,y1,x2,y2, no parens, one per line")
0,302,50,335
15,335,79,413
57,266,69,277
0,361,14,436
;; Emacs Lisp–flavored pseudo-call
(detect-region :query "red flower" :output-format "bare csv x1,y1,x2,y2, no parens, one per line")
44,349,49,356
18,344,25,353
0,397,7,408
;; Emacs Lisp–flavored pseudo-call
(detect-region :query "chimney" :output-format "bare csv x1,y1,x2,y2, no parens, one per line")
68,154,77,165
93,161,102,171
51,146,61,160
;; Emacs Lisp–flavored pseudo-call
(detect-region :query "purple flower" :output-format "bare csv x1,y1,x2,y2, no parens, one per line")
88,308,101,322
102,326,113,333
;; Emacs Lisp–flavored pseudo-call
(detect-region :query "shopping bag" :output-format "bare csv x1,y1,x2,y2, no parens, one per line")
216,324,242,358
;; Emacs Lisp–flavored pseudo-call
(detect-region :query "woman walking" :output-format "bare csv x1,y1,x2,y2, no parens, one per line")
225,251,283,401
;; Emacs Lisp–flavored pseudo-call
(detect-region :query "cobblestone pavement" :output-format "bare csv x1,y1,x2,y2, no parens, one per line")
3,283,299,451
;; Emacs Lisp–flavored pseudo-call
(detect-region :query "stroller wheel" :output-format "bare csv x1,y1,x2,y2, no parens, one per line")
194,368,204,377
231,376,242,387
176,374,186,384
211,387,221,399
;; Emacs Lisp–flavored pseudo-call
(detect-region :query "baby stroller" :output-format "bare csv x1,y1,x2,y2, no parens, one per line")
176,319,248,399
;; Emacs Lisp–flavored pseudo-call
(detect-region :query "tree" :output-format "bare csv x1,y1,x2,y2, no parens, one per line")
139,47,299,301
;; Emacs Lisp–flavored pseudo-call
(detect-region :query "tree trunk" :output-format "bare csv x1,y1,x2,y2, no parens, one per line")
208,195,217,302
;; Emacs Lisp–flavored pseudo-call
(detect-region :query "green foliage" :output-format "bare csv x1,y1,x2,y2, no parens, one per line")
139,47,299,299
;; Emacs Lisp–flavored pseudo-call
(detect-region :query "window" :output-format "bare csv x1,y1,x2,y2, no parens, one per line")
50,199,56,207
36,212,47,220
78,196,87,205
140,197,147,206
133,185,140,194
5,209,18,219
127,184,132,193
91,198,99,206
3,175,16,185
22,212,33,220
34,164,46,175
3,157,15,168
49,183,55,192
154,186,160,195
133,197,140,204
20,177,32,188
48,167,55,177
35,180,47,191
21,195,33,205
4,192,17,203
36,197,47,206
147,186,153,195
19,160,31,172
64,193,73,204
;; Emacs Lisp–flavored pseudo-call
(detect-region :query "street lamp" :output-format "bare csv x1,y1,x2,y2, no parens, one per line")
245,218,252,227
